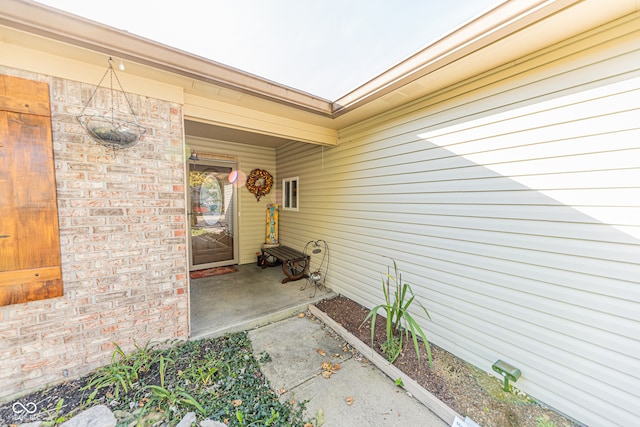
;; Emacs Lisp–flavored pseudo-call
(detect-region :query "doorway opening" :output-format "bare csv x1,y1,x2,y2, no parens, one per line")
188,158,238,270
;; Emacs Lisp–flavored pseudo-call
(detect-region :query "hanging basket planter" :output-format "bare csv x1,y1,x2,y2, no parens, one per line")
78,115,146,149
77,58,146,150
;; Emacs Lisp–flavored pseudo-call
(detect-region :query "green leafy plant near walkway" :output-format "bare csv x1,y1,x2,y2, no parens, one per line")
140,354,206,419
84,343,141,402
41,398,68,426
77,333,307,426
361,259,433,365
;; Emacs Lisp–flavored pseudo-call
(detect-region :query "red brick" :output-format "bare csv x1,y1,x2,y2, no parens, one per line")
21,355,62,371
2,68,188,399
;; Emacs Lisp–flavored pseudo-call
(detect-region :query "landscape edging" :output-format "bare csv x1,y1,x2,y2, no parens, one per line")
308,304,462,425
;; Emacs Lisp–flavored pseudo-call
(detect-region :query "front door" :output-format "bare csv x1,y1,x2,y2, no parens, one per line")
188,159,238,270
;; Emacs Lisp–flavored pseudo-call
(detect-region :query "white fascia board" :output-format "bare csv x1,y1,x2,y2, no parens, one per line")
184,93,338,146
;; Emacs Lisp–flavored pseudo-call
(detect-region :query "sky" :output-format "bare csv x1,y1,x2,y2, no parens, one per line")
36,0,500,100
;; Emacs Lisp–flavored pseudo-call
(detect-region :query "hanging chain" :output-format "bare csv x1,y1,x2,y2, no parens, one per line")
109,59,141,125
78,57,141,125
78,59,112,117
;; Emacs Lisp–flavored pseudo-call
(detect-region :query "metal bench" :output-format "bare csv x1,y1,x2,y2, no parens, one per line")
261,245,310,284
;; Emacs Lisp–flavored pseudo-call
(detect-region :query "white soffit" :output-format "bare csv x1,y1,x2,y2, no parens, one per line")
0,0,638,132
0,0,334,115
331,0,640,126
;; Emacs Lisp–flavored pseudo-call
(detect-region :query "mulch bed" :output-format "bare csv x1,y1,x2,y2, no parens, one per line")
314,295,579,427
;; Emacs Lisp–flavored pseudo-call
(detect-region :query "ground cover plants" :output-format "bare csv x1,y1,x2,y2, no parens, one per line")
0,333,308,427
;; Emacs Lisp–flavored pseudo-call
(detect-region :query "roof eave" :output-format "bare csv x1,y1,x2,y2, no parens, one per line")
3,0,636,125
0,0,335,117
331,0,583,116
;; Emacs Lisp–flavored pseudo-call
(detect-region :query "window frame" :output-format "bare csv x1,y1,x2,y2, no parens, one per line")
282,177,299,211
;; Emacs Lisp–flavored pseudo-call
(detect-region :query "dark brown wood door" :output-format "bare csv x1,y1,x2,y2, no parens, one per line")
0,74,62,305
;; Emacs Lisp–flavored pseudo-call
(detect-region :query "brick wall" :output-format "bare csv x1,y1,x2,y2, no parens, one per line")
0,66,189,399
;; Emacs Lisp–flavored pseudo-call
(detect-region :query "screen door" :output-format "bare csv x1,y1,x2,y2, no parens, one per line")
188,159,238,269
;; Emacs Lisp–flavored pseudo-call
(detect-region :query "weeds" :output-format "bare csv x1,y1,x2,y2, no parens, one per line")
181,352,228,386
235,408,280,426
41,399,68,426
537,415,557,427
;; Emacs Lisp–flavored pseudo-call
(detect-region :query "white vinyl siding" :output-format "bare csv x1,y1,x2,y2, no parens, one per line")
277,13,640,427
186,136,276,264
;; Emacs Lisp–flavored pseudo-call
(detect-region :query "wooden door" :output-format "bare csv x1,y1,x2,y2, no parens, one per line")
0,74,62,305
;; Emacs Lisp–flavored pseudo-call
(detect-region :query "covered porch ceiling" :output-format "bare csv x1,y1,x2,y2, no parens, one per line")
1,0,638,148
185,120,293,149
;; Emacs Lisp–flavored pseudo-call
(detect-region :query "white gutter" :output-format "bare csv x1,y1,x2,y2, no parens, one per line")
3,0,621,123
0,0,335,116
332,0,583,116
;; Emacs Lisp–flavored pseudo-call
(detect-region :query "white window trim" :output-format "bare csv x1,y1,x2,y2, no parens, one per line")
282,177,299,211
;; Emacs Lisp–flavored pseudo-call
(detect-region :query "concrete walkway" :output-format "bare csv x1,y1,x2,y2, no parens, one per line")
248,315,448,427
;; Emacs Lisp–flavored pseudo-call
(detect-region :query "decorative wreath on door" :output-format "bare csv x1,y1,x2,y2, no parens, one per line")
246,169,273,201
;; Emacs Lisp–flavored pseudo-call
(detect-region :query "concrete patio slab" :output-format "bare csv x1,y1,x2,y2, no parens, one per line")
190,264,333,339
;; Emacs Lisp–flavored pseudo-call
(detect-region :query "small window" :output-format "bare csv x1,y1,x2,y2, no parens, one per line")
282,177,299,211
